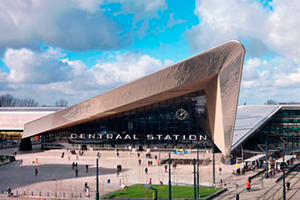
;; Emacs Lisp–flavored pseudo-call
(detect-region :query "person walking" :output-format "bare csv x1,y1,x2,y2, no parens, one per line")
75,168,78,177
7,187,11,197
35,168,38,176
138,159,141,165
219,167,222,175
286,181,291,191
86,165,88,173
145,168,148,174
84,182,89,197
246,179,251,192
164,165,167,172
138,153,140,158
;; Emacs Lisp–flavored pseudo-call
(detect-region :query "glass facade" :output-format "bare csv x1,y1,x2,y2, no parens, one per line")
239,108,300,152
41,90,212,149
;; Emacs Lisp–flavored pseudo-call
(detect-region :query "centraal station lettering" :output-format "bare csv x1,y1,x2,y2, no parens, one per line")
69,133,208,141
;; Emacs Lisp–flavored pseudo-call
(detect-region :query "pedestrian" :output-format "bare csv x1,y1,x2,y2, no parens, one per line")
164,165,167,172
32,158,35,164
75,168,78,177
286,181,290,191
150,161,153,166
155,155,157,160
149,178,152,184
72,162,75,169
35,168,38,176
174,163,177,169
117,152,119,157
138,153,140,158
117,168,119,176
61,152,64,158
138,159,141,165
75,162,78,168
20,159,23,165
84,182,89,197
148,161,150,166
97,151,101,158
35,158,38,164
7,187,11,197
145,168,148,174
86,165,88,173
246,179,251,192
219,167,222,175
268,168,272,178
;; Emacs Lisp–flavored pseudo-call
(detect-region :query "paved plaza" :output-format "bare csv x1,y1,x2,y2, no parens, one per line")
0,145,230,199
1,146,300,199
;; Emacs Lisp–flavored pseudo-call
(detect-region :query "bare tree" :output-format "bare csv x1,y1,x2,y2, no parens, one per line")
55,99,68,107
0,94,39,107
0,94,16,107
21,98,39,107
265,99,277,105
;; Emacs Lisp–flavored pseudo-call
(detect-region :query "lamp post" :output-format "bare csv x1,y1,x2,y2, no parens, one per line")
282,149,286,200
265,135,268,178
197,145,200,197
168,152,171,200
194,158,197,200
212,140,215,185
96,158,99,200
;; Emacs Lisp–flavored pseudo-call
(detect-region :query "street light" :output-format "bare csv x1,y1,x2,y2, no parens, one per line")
96,158,99,200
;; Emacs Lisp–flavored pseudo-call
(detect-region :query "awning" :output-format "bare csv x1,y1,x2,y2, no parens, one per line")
275,155,296,163
245,154,266,162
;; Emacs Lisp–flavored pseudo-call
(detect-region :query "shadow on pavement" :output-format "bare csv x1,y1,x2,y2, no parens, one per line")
0,162,126,191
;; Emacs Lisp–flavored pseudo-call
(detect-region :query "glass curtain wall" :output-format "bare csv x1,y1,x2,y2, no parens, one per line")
41,90,211,149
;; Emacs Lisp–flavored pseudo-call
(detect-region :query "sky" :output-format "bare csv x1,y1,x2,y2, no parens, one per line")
0,0,299,106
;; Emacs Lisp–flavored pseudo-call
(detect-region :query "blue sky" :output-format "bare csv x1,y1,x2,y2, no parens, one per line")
0,0,299,106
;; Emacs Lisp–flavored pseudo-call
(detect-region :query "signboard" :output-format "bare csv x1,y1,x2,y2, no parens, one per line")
69,133,208,142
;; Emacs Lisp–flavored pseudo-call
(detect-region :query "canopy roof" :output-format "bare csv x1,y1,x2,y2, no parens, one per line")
245,154,266,162
275,155,296,163
0,107,62,130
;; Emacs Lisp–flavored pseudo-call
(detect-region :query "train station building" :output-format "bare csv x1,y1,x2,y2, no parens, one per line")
17,40,300,163
20,41,245,162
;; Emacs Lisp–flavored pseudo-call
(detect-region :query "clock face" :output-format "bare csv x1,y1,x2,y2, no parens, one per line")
175,108,188,120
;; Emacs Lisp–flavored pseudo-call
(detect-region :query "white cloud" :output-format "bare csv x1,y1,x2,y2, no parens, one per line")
167,13,187,28
188,0,300,63
0,48,172,105
240,57,300,103
0,0,167,52
3,48,70,84
91,52,170,85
